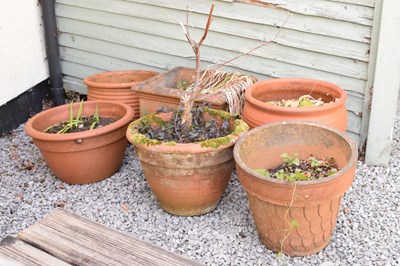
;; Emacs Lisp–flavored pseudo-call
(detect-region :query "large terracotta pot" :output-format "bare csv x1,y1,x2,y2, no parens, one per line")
233,121,357,256
242,79,348,131
126,109,249,216
131,67,256,116
25,101,135,184
84,70,159,119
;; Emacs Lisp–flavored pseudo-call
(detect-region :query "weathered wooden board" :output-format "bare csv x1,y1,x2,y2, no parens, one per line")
63,76,87,94
365,0,400,166
17,208,202,266
327,0,374,7
0,237,71,266
55,1,370,61
235,0,374,25
123,0,372,42
57,21,367,95
56,5,368,79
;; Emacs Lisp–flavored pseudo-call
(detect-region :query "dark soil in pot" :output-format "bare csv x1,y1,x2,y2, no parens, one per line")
255,153,339,181
45,117,118,134
138,105,236,143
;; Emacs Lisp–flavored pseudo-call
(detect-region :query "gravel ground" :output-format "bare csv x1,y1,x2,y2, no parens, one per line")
1,106,399,266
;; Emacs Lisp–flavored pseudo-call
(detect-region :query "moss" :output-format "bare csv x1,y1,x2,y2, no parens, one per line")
140,114,166,127
204,107,236,120
231,119,249,136
199,135,233,148
130,133,162,146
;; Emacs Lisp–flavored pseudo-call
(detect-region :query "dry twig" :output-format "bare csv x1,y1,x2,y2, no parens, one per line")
179,4,215,127
179,6,290,123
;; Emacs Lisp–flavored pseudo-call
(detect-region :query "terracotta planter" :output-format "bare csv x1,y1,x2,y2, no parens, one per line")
233,121,357,256
84,70,159,119
242,79,348,131
25,101,135,184
131,67,256,116
126,109,249,216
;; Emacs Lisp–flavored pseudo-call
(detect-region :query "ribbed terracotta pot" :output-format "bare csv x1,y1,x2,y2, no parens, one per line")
25,101,134,184
233,121,357,256
242,79,348,131
84,70,159,119
126,109,249,216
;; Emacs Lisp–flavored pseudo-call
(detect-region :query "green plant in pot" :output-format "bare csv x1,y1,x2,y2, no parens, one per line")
25,100,134,184
126,5,249,216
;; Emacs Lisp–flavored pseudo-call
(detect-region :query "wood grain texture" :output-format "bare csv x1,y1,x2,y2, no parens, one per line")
55,1,370,61
56,6,368,78
57,0,372,43
0,237,71,266
123,0,372,43
17,208,202,266
236,0,374,25
365,0,400,166
327,0,374,7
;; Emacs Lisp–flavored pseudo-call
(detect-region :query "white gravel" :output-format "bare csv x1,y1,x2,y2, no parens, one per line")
1,105,399,265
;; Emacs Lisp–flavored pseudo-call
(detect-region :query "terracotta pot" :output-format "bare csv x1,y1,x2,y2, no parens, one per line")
126,109,249,216
242,79,348,131
25,101,135,184
84,70,159,119
131,67,256,116
233,121,357,256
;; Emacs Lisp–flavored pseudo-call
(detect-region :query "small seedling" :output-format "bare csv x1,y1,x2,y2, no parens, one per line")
45,101,101,134
253,152,340,256
90,102,100,130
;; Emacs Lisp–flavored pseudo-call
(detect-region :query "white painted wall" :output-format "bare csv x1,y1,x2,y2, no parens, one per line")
0,1,49,106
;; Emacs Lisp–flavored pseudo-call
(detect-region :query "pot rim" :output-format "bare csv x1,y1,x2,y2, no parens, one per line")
126,109,249,153
83,70,159,89
245,78,347,114
25,100,134,141
233,121,358,186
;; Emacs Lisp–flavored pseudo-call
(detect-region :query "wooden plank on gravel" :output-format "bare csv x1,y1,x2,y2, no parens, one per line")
0,236,71,266
17,208,202,266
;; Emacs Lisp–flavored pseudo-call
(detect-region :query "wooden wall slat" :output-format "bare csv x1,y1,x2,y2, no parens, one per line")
57,20,367,96
57,0,372,43
327,0,374,7
237,0,373,26
56,5,368,79
56,1,370,61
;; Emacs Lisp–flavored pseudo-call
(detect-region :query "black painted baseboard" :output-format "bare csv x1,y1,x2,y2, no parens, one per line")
0,79,51,136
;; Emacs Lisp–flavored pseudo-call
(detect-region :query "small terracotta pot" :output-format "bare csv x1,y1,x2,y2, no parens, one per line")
25,101,135,184
84,70,159,119
126,109,249,216
233,121,357,256
242,79,348,131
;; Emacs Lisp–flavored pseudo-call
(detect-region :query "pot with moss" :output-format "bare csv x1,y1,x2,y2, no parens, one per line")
126,4,248,215
126,106,248,216
233,121,357,256
25,101,134,184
